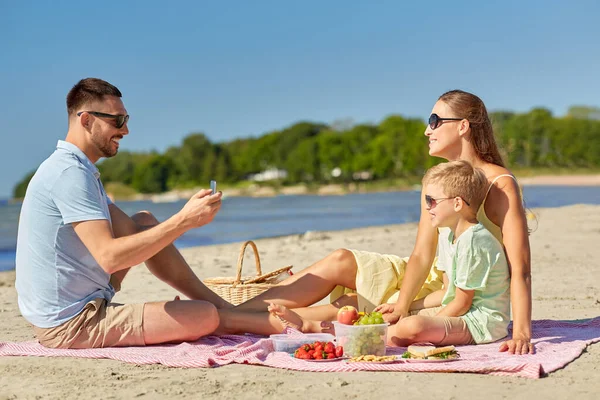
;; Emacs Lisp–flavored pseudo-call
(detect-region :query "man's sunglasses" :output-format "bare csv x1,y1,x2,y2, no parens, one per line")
77,111,130,128
428,113,463,130
425,194,470,209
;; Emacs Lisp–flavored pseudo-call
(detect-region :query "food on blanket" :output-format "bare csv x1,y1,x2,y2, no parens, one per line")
401,345,459,360
353,311,385,325
347,355,397,363
293,341,344,360
333,322,387,357
337,306,360,325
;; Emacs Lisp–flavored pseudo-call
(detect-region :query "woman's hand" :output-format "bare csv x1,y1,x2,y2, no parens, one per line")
374,303,407,324
499,335,534,354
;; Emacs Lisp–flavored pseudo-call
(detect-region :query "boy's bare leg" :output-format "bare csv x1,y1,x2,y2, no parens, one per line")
143,300,220,344
234,249,359,312
386,315,451,347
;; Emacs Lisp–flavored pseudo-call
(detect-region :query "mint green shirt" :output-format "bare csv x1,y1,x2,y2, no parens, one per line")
440,223,511,344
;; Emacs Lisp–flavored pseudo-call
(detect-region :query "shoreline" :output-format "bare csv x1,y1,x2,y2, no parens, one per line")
121,173,600,203
1,204,599,398
6,173,600,204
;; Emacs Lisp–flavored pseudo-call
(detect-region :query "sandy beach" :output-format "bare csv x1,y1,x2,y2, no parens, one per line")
1,204,599,399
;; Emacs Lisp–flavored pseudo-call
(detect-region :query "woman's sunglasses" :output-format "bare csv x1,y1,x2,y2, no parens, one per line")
77,111,130,128
425,194,470,209
428,113,463,130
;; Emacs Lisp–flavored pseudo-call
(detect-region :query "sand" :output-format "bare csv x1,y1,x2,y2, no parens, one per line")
1,204,600,399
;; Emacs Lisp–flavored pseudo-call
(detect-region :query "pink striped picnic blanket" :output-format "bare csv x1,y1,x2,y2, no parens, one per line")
2,317,599,379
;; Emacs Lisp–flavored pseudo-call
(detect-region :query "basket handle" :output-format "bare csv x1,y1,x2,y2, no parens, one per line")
234,240,262,285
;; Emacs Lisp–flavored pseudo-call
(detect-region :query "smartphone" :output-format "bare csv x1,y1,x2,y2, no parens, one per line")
210,180,217,195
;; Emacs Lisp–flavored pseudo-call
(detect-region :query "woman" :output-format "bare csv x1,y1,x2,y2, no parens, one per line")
229,90,533,355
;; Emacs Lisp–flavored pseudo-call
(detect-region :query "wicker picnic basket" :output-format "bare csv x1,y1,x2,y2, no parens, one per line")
203,240,293,305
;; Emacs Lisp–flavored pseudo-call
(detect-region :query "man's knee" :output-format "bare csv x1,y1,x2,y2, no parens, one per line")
131,210,159,228
187,302,219,339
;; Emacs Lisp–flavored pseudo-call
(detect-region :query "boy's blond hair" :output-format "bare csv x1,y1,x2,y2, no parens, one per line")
422,160,489,211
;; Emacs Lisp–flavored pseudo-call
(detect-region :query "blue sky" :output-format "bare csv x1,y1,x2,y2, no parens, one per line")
1,0,599,198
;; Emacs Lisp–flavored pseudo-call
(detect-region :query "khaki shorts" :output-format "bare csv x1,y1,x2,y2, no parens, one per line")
33,298,146,349
409,306,475,346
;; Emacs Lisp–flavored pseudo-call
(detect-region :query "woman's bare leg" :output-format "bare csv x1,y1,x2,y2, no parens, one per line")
288,293,359,321
234,249,358,312
216,294,358,336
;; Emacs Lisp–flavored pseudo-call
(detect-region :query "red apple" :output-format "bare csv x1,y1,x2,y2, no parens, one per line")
336,305,359,325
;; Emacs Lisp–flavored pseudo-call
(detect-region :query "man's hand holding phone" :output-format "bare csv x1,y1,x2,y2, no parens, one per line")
178,181,222,230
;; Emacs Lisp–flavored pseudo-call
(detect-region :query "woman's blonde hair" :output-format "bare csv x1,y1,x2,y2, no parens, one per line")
439,90,505,167
423,160,489,211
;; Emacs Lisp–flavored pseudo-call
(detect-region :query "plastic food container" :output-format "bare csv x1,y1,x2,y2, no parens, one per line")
332,322,387,357
269,333,335,353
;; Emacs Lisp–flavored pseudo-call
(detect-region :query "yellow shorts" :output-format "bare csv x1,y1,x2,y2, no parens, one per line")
33,298,145,349
329,249,444,312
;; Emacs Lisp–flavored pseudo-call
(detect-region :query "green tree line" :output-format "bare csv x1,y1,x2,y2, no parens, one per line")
13,106,600,197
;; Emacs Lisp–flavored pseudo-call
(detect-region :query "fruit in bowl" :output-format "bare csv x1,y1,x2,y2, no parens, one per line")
333,311,387,357
354,311,385,325
336,305,359,325
293,341,344,360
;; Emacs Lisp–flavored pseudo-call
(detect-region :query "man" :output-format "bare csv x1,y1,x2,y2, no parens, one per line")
15,77,231,349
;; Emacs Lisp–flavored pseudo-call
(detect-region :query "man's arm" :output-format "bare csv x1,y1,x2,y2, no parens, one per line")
73,189,221,274
106,202,232,308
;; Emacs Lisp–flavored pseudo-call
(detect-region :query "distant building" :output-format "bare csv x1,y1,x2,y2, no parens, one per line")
352,171,373,181
249,168,288,182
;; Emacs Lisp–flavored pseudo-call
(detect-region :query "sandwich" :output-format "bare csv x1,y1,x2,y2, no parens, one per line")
401,344,459,360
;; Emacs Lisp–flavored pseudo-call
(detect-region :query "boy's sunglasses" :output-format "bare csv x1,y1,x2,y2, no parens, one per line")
77,111,130,128
425,194,470,209
428,113,463,130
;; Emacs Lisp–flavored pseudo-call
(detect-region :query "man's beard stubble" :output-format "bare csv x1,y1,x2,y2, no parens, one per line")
91,131,118,158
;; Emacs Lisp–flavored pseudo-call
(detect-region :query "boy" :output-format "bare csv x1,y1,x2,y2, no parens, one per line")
381,160,511,346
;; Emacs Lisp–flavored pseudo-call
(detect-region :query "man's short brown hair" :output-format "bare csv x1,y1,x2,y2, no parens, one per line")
66,78,122,116
422,160,489,211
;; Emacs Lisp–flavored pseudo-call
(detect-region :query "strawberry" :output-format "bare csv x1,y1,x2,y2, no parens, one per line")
326,352,336,359
324,342,335,353
314,351,323,359
307,349,315,358
295,348,309,359
335,346,344,358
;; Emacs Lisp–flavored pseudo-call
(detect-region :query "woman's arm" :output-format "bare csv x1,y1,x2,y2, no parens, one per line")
486,176,534,354
385,190,439,323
